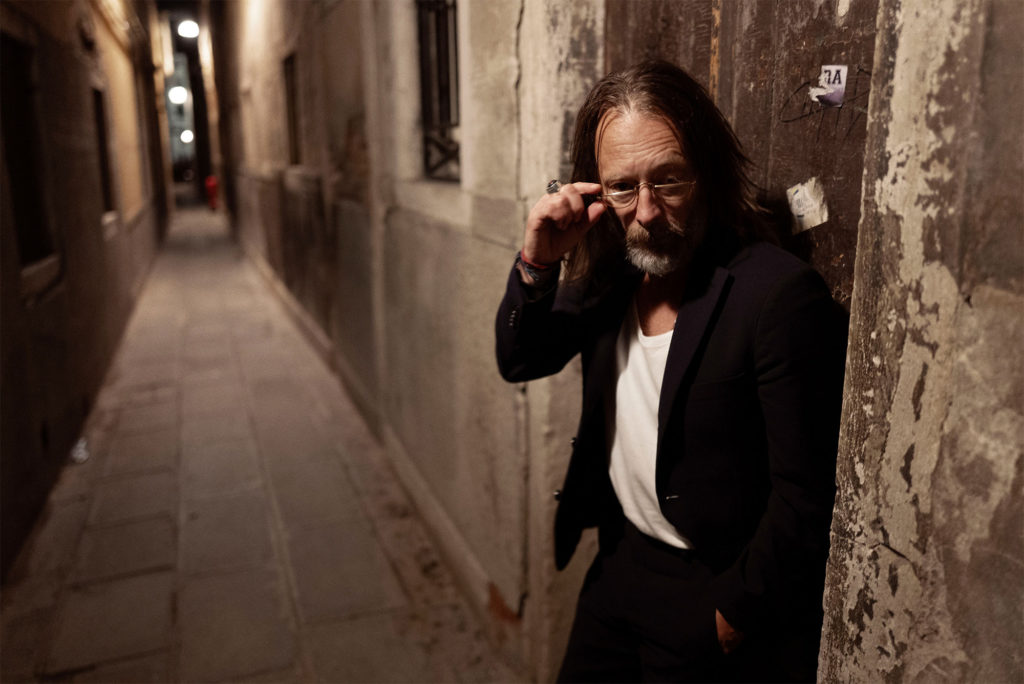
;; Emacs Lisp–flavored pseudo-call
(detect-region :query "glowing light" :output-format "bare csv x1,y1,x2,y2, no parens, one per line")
168,86,188,104
177,20,199,38
180,129,194,144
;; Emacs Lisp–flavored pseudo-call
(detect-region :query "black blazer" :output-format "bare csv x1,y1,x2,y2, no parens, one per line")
496,241,847,640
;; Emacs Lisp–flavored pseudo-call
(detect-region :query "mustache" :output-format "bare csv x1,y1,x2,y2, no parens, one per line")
631,219,686,241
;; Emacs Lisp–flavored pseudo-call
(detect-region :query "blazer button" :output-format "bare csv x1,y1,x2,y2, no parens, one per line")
553,489,562,501
508,306,521,329
570,437,577,447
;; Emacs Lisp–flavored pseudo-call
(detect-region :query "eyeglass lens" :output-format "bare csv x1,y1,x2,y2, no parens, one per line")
603,181,692,207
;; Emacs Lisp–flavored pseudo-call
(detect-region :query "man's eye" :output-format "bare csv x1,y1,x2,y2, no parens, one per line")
609,183,633,193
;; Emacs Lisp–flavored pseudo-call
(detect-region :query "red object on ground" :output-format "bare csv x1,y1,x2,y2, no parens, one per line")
204,175,218,210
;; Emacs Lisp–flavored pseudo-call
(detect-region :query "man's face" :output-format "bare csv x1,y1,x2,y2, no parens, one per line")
596,111,703,276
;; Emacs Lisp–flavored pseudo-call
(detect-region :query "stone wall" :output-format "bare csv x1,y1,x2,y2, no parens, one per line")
819,0,1024,680
0,0,167,578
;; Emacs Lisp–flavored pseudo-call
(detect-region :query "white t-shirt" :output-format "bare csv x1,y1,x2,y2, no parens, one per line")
607,303,694,549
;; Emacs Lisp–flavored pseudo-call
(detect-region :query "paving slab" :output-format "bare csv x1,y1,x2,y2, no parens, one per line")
305,611,434,683
5,500,90,580
117,401,179,435
89,471,177,525
110,361,180,393
180,408,252,447
44,572,174,675
180,381,247,417
181,437,262,496
71,653,171,683
181,489,273,574
73,517,176,583
286,520,407,623
268,456,364,529
103,428,178,476
178,566,296,682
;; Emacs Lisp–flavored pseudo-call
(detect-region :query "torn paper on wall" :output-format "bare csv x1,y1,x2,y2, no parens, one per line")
787,177,829,233
809,65,848,107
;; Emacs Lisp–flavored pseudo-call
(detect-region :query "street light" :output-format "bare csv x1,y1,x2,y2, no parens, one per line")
177,20,199,39
168,86,188,104
180,129,194,144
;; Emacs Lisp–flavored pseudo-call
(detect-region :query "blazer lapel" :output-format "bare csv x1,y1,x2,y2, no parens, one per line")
657,266,732,451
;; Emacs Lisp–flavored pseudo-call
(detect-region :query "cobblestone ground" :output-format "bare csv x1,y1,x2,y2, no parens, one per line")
0,207,523,683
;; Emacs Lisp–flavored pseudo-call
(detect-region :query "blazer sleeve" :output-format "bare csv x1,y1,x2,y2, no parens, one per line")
495,261,587,382
713,266,848,634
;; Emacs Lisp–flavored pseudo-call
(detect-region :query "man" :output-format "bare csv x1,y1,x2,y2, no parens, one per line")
495,61,847,682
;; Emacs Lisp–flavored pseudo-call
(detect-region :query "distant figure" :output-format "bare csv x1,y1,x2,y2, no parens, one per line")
496,60,847,682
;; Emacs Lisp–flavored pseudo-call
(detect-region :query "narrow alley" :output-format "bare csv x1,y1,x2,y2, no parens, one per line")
2,0,1021,681
1,207,519,683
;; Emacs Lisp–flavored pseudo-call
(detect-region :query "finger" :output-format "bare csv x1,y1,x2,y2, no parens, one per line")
568,181,603,197
558,185,587,220
584,199,606,226
526,194,574,234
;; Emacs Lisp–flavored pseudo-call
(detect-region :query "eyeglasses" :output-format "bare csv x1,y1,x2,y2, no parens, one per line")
601,181,696,209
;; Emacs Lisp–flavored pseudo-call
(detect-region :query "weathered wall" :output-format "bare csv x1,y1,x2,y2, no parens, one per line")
0,0,167,578
212,0,378,414
820,0,1024,680
372,0,529,657
606,0,878,308
516,1,605,679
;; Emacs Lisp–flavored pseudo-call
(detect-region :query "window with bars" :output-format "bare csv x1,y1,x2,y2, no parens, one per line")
416,0,459,181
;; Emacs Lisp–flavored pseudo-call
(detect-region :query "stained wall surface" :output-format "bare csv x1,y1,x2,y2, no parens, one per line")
0,0,167,578
820,0,1024,680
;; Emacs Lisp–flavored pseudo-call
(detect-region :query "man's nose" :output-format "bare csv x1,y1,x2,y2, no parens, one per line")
634,184,664,225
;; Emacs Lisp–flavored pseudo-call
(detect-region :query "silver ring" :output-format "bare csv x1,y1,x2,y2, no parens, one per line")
546,179,561,195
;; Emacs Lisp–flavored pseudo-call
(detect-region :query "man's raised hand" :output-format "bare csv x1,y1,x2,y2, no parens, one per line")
522,182,605,267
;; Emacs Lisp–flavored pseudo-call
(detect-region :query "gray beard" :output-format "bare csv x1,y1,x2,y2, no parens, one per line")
623,209,706,277
625,244,680,276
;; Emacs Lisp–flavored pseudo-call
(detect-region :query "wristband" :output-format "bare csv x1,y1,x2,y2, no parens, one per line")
516,251,559,286
519,251,556,270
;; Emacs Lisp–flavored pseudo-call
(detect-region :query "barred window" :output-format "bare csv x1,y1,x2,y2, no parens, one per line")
416,0,459,181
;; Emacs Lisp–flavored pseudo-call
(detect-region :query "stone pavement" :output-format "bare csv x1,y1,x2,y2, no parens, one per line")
0,207,522,683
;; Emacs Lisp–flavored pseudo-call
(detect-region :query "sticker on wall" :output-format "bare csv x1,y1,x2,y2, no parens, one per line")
787,177,829,233
808,65,848,107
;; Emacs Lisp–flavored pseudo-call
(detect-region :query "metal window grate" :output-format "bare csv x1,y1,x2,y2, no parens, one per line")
416,0,459,181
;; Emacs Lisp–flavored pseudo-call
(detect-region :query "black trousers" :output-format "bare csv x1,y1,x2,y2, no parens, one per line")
557,519,800,683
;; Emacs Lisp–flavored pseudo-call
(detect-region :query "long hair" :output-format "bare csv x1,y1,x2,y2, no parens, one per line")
564,60,766,285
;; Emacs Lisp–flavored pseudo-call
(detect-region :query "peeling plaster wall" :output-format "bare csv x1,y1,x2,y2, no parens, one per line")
517,3,604,679
820,0,1024,680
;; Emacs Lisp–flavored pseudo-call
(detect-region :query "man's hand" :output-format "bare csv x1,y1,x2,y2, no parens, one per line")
715,609,743,654
522,181,606,266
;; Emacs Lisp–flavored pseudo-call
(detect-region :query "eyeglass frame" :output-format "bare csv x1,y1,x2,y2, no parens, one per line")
600,180,696,209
